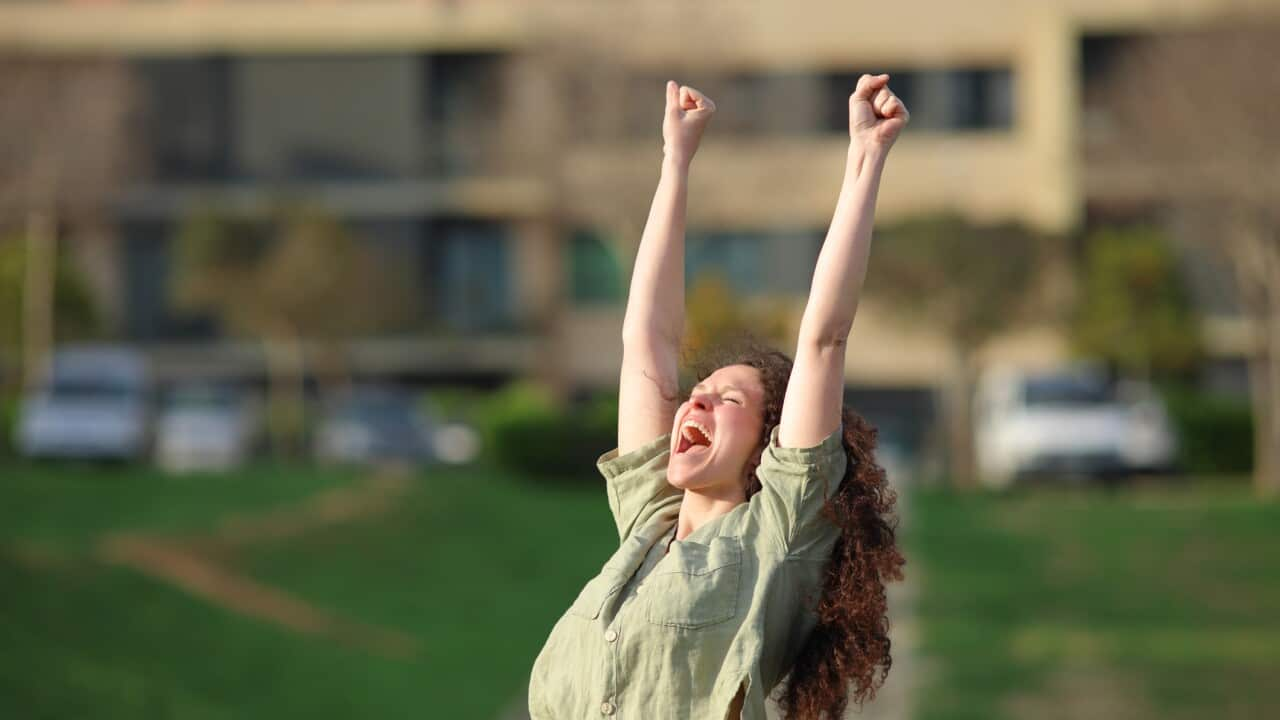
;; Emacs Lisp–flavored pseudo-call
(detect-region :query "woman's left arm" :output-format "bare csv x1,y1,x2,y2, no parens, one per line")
777,74,909,449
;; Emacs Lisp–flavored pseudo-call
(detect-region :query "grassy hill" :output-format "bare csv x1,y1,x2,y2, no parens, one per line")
0,460,617,720
4,460,1279,720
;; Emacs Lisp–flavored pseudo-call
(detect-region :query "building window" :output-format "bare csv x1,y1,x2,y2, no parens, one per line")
826,67,1013,132
826,69,918,133
234,54,422,181
135,55,234,181
686,232,764,296
567,230,623,306
424,219,512,332
423,52,504,176
122,220,219,341
949,68,1013,129
628,72,825,137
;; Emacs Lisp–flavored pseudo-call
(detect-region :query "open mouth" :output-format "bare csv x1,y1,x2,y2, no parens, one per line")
676,422,713,455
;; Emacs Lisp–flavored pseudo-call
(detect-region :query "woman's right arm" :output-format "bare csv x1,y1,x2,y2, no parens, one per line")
618,81,715,456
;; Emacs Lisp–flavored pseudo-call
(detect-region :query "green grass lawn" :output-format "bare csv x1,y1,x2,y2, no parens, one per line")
907,480,1280,720
0,459,618,720
0,461,360,550
6,459,1280,720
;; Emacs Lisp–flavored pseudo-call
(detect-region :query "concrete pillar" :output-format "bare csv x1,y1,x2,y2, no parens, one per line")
1018,10,1081,233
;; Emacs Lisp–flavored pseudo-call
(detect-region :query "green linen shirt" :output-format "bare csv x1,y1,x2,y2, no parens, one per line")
527,422,848,720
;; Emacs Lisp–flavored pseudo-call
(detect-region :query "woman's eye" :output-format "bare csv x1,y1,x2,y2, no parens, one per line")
727,397,742,405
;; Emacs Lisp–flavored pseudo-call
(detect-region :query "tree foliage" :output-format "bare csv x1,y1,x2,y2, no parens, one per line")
1068,225,1203,381
866,211,1066,348
863,211,1067,487
172,204,418,344
0,236,99,350
681,273,791,362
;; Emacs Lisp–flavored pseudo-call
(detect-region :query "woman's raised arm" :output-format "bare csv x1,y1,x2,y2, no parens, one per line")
777,74,909,450
618,81,715,456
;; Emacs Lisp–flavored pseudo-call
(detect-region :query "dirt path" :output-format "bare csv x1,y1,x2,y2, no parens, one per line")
95,468,419,658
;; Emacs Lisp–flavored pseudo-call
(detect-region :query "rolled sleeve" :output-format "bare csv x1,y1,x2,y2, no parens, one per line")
751,423,848,557
596,431,682,543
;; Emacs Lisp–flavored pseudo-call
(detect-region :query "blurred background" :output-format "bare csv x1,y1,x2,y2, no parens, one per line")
1,1,1278,718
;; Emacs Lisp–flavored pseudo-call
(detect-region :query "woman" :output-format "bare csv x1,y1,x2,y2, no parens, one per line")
528,75,908,720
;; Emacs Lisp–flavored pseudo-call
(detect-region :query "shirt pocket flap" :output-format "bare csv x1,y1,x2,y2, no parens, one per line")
566,569,626,620
651,535,742,576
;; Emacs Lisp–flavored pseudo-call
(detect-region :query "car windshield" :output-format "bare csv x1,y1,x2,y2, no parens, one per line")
1023,374,1115,406
336,394,415,424
167,387,238,411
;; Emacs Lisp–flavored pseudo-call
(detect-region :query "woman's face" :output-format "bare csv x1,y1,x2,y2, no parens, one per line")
667,363,767,498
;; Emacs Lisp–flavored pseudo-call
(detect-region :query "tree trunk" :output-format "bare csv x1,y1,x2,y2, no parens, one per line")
944,346,979,489
262,329,307,460
1246,350,1275,495
1263,240,1280,497
21,209,56,392
1224,215,1280,497
311,340,351,403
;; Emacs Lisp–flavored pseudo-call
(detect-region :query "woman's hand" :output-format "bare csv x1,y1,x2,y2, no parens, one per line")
663,81,716,167
848,74,909,151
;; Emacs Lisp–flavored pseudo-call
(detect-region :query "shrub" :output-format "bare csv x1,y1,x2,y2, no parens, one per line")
1159,383,1254,474
473,382,620,480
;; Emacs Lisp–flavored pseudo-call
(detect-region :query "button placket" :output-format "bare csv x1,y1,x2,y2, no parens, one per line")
600,699,616,715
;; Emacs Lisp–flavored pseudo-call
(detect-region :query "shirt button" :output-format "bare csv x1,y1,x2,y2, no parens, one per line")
600,700,616,715
636,584,644,594
604,629,618,642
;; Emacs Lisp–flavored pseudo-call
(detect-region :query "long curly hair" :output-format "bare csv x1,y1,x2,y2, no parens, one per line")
679,330,906,719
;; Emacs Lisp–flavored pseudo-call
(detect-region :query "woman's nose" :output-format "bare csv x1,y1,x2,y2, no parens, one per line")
691,394,712,410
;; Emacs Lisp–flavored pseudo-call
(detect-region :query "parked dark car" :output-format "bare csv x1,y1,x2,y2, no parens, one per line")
313,385,435,465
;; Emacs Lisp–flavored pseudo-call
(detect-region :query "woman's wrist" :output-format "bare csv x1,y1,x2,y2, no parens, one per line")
662,148,694,173
846,141,889,179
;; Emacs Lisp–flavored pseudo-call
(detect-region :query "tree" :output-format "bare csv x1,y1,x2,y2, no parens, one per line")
864,212,1067,489
173,204,418,456
1068,224,1204,383
0,235,100,349
0,56,139,389
680,273,793,368
1094,21,1280,495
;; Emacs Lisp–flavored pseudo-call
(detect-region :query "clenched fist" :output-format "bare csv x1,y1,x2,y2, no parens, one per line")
849,73,909,150
663,80,716,166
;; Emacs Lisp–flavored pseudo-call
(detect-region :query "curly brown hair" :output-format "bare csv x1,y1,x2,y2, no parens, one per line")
679,329,906,720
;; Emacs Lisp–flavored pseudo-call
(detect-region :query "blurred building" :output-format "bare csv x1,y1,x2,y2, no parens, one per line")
0,0,1271,434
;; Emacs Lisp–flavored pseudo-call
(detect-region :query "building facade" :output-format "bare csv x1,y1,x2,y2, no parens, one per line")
0,0,1269,405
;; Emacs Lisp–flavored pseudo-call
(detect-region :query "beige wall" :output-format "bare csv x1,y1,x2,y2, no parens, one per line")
3,0,1268,387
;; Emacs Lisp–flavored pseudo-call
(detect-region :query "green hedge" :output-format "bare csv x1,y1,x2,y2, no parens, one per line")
471,382,619,480
1159,384,1254,474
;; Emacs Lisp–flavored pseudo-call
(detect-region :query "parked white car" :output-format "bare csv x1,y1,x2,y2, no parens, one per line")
155,384,259,473
16,346,153,461
974,363,1177,489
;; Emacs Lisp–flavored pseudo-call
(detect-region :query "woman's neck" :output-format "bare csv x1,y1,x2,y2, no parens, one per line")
674,486,744,542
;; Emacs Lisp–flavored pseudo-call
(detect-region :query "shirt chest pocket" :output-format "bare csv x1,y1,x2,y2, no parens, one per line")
643,535,743,630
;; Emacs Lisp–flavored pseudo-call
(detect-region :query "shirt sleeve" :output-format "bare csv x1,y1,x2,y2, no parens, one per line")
750,423,848,557
596,431,682,543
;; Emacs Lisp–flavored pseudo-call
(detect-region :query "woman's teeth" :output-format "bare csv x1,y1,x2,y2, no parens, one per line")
678,420,712,453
